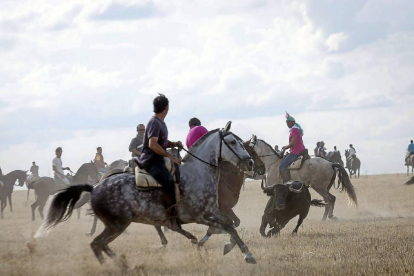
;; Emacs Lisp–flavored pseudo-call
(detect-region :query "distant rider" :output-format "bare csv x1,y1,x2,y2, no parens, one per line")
94,147,107,173
405,140,414,165
52,147,71,186
280,112,306,183
30,161,39,177
186,117,208,149
318,141,327,159
314,142,320,157
129,124,145,157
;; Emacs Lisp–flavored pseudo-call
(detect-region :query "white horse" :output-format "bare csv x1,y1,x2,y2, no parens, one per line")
252,137,357,220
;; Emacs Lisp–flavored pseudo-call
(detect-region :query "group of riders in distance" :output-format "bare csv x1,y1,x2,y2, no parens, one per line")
0,93,411,270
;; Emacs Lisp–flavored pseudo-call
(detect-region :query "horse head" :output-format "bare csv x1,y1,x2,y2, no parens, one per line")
244,135,265,176
219,122,254,172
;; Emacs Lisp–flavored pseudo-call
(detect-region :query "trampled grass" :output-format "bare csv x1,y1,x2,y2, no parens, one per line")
1,174,414,275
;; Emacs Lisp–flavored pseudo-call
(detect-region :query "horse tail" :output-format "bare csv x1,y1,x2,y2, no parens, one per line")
35,184,93,237
310,199,326,207
332,164,358,206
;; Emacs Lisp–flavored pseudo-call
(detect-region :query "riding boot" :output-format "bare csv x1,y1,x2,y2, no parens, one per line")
280,170,291,184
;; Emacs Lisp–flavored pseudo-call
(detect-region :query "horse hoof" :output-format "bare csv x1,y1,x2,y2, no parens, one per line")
86,232,93,236
223,243,235,255
191,238,198,245
244,253,257,264
157,244,167,249
329,216,339,221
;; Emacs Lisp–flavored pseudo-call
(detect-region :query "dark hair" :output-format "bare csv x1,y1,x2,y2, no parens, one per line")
56,147,62,152
316,142,320,146
334,146,337,149
349,144,353,147
153,94,169,113
411,140,413,143
189,117,201,127
97,147,102,150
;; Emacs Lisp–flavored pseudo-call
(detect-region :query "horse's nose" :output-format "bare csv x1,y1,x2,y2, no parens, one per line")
247,160,254,169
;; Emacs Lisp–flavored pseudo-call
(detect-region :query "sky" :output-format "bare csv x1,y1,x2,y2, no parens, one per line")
0,0,413,177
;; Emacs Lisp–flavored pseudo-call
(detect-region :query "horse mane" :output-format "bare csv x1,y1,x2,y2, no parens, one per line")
188,128,220,151
257,139,278,155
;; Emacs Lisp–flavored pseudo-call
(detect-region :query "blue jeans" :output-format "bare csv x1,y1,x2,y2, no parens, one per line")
279,153,300,173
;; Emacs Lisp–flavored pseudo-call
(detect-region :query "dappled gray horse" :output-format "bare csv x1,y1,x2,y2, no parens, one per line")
0,170,27,219
253,139,357,220
37,122,257,271
29,163,99,221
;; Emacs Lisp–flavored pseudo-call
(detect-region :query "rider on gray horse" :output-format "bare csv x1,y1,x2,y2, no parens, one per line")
139,94,182,194
280,112,307,183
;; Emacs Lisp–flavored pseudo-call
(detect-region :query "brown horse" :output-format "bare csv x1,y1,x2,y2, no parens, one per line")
30,163,100,221
0,170,27,218
196,138,265,249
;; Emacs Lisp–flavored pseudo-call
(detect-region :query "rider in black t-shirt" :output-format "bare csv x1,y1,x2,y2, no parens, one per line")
140,94,182,193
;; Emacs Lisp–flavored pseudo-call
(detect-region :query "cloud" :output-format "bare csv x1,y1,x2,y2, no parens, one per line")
0,0,413,177
325,32,348,52
90,1,161,21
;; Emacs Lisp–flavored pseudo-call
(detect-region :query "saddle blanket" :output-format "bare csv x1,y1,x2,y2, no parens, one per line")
287,156,303,170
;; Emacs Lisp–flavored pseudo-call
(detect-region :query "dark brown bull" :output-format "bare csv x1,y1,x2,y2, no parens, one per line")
260,181,325,237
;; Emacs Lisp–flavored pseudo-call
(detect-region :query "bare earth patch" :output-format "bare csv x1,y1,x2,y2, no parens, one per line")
1,174,414,275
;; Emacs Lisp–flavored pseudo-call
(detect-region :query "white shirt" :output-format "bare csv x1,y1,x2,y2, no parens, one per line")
349,148,356,156
52,157,64,177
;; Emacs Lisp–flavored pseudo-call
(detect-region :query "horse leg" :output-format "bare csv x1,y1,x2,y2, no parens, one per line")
87,215,99,236
198,226,220,247
91,223,130,273
227,209,241,228
201,212,256,264
77,208,81,219
313,188,331,221
39,202,46,221
8,194,12,212
154,226,168,247
327,193,337,220
31,198,40,221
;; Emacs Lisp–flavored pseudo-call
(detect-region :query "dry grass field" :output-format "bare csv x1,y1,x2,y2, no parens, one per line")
1,174,414,276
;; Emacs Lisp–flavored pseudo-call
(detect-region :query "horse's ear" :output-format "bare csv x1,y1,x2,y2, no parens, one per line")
249,135,257,147
224,121,232,132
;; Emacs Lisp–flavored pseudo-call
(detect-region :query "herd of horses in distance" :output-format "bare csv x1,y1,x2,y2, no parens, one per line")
0,122,413,270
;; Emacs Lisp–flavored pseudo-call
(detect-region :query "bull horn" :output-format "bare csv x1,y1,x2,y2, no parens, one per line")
261,179,273,192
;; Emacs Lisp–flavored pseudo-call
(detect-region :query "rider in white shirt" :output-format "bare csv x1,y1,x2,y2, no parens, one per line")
52,147,71,186
349,144,356,157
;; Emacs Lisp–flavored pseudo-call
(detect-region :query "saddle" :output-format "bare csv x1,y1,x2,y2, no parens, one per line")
287,149,310,170
125,148,180,189
285,180,304,193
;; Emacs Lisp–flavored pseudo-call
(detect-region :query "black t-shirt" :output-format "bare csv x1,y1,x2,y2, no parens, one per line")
140,116,169,167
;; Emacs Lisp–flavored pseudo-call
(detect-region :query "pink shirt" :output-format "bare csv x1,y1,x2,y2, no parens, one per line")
186,126,208,148
289,127,305,155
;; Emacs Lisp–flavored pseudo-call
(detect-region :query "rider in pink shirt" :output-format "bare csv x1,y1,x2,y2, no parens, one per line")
280,112,306,183
186,118,208,148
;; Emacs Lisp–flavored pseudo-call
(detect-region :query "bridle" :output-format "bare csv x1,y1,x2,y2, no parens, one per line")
180,130,250,170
